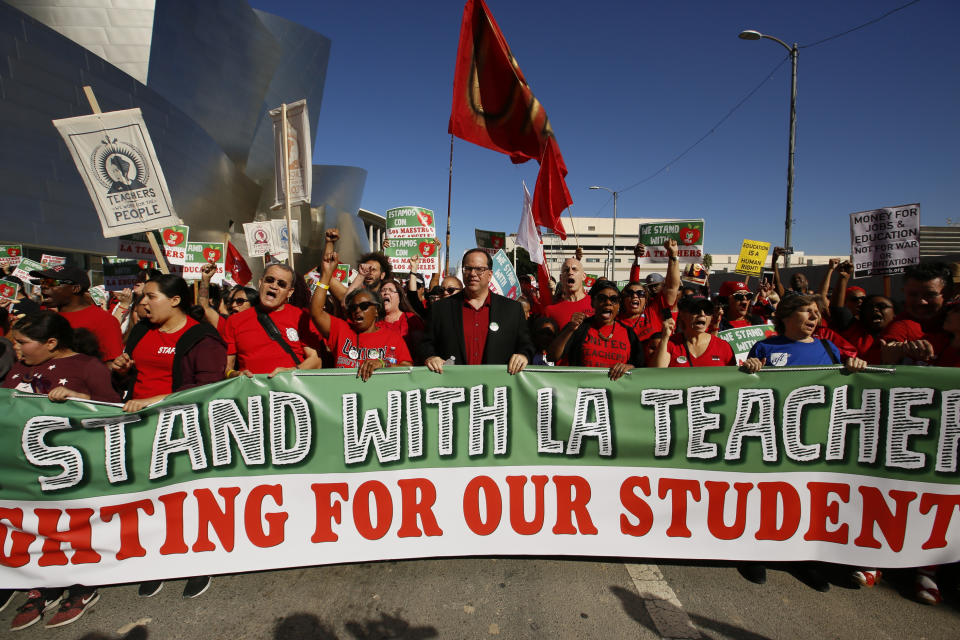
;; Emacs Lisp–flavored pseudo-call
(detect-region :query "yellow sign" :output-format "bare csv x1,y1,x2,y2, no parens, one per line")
735,239,771,276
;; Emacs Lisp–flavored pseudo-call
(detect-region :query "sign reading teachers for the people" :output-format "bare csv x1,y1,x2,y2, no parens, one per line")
52,108,181,237
637,220,705,264
850,204,920,278
1,366,959,589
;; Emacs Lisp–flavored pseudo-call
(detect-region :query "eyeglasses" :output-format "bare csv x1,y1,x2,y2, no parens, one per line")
40,278,73,288
262,275,290,289
849,295,866,302
347,301,378,313
462,266,490,274
622,289,647,299
444,287,462,294
229,297,248,306
731,293,752,301
593,294,620,304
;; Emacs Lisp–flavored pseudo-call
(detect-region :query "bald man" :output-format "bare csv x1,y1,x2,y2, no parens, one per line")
544,258,594,328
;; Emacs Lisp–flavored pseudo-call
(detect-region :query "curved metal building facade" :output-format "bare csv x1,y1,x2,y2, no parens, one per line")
0,0,368,275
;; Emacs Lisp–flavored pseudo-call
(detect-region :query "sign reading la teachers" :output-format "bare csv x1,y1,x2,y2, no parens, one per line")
53,108,181,238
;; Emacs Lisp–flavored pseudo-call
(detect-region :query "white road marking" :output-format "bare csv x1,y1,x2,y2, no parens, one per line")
624,563,699,639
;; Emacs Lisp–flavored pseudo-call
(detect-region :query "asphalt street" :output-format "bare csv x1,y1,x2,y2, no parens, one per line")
2,558,958,639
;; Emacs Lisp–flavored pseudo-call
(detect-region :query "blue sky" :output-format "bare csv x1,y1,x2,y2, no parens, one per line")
250,0,959,259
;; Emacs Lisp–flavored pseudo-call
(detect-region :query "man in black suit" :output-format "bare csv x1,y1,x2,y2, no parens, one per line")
422,248,533,374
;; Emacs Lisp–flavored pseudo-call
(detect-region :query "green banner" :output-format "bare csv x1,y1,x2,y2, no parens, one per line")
2,365,960,586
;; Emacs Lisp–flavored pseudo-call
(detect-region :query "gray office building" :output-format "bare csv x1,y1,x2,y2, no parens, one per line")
0,0,369,277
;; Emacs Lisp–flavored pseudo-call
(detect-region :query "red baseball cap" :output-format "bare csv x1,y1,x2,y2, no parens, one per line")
719,280,749,298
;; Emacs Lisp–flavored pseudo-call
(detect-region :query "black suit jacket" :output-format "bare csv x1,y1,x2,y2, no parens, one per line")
420,292,534,365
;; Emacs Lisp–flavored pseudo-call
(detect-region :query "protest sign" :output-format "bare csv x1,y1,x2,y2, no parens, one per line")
269,219,301,258
88,284,108,308
735,239,771,277
102,260,140,291
243,221,276,258
2,365,959,589
383,238,439,275
0,245,22,269
386,206,436,239
718,325,776,363
637,220,705,263
52,108,181,237
40,254,66,268
683,263,709,285
183,242,225,283
0,279,19,303
488,249,521,299
159,226,189,266
475,229,506,255
850,204,920,278
269,99,312,210
584,274,598,290
116,234,155,261
12,258,45,283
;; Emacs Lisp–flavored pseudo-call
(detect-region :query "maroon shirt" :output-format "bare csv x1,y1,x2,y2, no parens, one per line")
3,353,120,402
462,295,492,365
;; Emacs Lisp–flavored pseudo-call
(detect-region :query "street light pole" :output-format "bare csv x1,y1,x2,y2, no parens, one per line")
739,29,798,268
590,185,618,279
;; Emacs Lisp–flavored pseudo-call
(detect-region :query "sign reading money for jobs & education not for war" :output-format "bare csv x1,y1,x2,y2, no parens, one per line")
850,204,920,278
637,220,705,264
53,108,182,238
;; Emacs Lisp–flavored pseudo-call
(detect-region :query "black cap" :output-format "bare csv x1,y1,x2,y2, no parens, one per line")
28,265,90,289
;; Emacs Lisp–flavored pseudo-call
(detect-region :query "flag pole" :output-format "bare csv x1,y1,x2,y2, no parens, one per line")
445,134,453,276
281,103,295,271
565,206,580,249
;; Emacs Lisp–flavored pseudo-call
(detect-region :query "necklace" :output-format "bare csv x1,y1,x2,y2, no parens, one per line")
596,323,616,341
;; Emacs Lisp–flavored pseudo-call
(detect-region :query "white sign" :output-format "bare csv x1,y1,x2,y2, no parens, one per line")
183,242,225,284
52,108,181,237
269,219,301,258
270,99,312,210
849,204,920,278
40,254,66,268
243,221,277,258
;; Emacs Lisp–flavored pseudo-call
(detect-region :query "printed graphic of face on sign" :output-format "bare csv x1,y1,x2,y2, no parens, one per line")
680,226,701,245
416,209,433,227
204,246,222,263
584,275,597,288
418,241,436,257
254,229,268,244
163,229,184,247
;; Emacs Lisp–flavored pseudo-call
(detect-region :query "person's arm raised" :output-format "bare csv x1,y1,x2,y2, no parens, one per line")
309,250,338,339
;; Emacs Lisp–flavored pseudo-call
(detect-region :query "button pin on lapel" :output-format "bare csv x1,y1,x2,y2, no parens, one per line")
489,321,500,332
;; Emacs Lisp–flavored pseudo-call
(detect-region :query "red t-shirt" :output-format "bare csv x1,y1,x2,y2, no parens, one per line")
882,314,950,357
3,353,120,402
936,345,960,367
131,317,197,399
620,294,668,342
379,311,425,364
462,296,491,365
664,334,735,367
60,305,123,361
223,305,323,374
545,296,594,328
577,323,633,368
328,315,412,368
840,323,883,364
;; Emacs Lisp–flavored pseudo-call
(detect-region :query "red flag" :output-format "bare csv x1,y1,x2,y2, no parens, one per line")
225,242,252,286
449,0,570,238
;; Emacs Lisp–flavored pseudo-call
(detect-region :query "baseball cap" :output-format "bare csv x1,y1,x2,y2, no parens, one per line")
719,280,750,298
29,265,90,289
645,273,665,285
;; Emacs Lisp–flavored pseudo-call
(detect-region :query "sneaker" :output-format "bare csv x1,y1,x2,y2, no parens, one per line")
852,569,881,587
138,580,163,597
182,576,211,599
798,563,831,592
0,589,15,613
915,572,942,605
737,563,767,585
45,590,99,628
10,590,61,631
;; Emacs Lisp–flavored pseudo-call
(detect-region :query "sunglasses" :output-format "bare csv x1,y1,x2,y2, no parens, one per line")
593,294,620,304
263,275,290,289
40,278,73,288
444,287,462,294
731,293,752,301
229,297,248,306
622,289,647,298
347,301,378,313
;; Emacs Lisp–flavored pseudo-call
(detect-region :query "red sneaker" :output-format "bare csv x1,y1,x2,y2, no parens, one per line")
45,590,99,628
10,590,61,631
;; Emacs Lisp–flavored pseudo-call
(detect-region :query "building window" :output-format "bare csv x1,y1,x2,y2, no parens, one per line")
586,258,600,263
587,226,595,231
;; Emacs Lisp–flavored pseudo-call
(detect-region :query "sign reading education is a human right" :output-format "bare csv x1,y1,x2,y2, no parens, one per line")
850,204,920,278
52,108,181,238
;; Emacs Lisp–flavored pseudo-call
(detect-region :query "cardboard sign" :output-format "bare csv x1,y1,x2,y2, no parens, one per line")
734,239,771,277
52,108,181,237
475,229,506,255
383,238,439,275
386,206,437,278
386,206,436,239
683,263,709,286
488,249,521,300
0,245,23,268
0,279,19,302
40,254,66,268
243,221,277,258
270,219,301,258
850,204,920,278
159,225,189,266
116,233,155,261
102,260,140,291
183,242,225,283
637,220,705,263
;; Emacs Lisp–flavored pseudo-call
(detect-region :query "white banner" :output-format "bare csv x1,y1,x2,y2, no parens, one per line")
850,204,920,278
270,100,312,210
52,108,181,237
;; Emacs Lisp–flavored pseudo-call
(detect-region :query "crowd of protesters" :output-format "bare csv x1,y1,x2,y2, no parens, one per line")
1,231,959,629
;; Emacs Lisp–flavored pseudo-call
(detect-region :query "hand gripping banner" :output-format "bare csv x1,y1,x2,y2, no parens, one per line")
1,365,959,588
